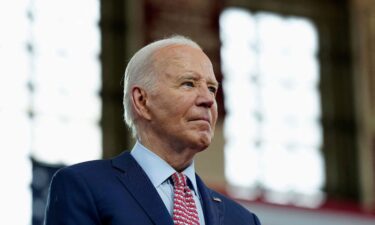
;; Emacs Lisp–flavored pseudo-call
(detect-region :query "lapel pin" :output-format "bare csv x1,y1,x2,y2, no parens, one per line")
212,197,222,202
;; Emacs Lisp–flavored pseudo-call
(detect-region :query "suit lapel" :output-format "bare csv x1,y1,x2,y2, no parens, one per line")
112,152,174,225
196,175,224,225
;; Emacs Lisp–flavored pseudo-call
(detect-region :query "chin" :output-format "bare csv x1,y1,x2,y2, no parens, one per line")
194,134,213,151
182,129,214,151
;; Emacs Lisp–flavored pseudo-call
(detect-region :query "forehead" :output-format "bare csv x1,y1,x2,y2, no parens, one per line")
152,45,217,82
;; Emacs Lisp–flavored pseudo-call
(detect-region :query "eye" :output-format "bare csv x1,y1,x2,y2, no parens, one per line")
208,86,217,94
182,81,194,87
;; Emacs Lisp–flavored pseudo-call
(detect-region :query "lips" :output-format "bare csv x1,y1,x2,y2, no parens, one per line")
190,116,211,125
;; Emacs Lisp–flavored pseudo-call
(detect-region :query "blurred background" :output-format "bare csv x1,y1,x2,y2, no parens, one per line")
1,0,375,224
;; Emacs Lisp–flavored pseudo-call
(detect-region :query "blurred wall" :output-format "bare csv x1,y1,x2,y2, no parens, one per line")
351,0,375,212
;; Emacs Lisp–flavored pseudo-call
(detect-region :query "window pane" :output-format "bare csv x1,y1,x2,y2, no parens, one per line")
0,1,32,224
0,1,101,224
30,0,102,165
221,8,325,208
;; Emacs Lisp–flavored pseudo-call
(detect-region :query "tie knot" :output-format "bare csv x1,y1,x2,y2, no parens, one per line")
172,172,187,187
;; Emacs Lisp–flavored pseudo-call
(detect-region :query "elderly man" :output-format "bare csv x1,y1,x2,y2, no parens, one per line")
44,35,261,225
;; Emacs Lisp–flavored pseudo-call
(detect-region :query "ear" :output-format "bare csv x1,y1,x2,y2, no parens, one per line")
131,86,152,120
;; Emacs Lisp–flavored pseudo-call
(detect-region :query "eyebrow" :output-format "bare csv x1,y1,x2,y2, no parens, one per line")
179,73,220,87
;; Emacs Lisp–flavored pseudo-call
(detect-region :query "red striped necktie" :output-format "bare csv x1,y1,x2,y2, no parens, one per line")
171,172,200,225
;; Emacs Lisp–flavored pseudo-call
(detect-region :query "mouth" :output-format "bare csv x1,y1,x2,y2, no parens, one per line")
190,117,211,125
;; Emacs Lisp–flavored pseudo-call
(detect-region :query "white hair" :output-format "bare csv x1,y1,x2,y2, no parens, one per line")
123,35,202,138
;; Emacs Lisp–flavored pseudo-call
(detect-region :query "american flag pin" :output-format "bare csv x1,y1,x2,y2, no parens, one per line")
212,197,222,202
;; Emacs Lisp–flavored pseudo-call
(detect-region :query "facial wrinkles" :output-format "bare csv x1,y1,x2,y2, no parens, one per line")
166,57,216,91
152,45,218,124
138,45,218,157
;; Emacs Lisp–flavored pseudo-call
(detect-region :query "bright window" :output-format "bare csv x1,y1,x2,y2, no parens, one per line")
220,8,325,208
30,0,102,164
0,1,101,224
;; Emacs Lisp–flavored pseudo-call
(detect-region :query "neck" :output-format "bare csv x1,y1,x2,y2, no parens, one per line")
138,131,199,172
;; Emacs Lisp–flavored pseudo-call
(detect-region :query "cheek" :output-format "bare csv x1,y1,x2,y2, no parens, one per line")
163,101,190,123
175,96,194,114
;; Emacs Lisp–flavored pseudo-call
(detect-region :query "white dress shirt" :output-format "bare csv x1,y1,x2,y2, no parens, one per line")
130,141,205,225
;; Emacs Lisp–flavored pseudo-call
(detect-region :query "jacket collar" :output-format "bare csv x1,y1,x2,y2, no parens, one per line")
112,151,174,225
196,175,224,225
112,151,223,225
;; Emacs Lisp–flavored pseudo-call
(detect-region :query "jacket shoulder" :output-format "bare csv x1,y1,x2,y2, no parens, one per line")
57,159,110,174
52,159,115,186
209,190,261,225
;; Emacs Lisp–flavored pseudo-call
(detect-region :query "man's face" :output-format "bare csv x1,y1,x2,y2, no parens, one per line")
146,45,218,151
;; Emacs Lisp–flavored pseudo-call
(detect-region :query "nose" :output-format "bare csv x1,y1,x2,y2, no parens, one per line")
196,85,215,108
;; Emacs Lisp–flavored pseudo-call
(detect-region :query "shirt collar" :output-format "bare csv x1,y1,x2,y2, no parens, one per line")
130,141,199,193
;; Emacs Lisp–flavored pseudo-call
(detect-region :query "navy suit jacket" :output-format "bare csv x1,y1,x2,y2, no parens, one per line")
44,151,261,225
